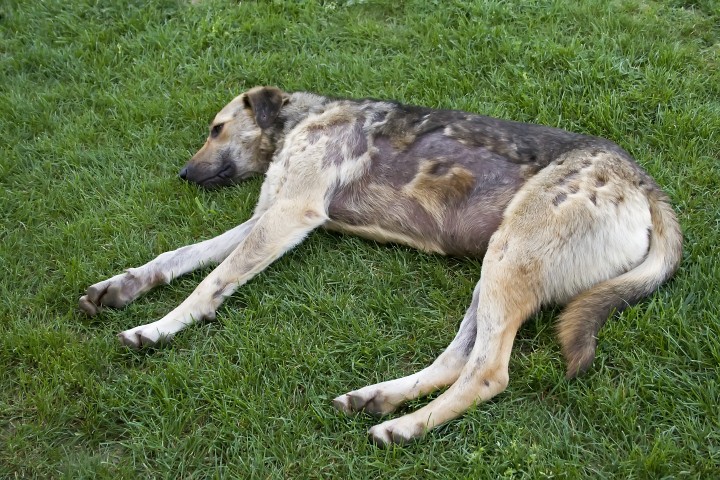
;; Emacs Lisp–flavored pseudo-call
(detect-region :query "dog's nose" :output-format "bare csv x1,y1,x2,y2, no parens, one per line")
179,167,188,181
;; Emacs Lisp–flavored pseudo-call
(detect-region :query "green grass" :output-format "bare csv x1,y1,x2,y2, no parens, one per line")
1,0,718,477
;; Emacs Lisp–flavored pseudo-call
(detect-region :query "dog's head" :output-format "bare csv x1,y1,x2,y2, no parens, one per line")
180,86,289,188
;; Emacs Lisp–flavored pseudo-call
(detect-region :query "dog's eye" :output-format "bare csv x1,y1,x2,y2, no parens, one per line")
210,123,224,138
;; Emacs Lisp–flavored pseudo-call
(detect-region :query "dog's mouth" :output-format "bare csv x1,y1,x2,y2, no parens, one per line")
211,163,235,181
187,164,234,188
182,163,258,189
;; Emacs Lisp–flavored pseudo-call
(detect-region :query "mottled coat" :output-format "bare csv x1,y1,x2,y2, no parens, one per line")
80,87,682,445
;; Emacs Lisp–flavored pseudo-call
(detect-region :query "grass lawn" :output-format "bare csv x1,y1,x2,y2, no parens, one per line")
1,0,718,477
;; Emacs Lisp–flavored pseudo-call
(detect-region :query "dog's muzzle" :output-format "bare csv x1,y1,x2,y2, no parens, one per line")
178,162,239,188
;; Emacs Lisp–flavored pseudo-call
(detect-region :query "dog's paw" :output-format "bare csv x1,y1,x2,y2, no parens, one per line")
117,324,172,349
79,271,152,316
332,387,398,416
368,418,424,446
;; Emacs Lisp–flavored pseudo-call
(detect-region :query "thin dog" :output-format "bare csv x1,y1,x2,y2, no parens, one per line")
79,87,682,445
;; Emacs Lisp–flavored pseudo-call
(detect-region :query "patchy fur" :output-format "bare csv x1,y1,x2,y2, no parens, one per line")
80,87,682,445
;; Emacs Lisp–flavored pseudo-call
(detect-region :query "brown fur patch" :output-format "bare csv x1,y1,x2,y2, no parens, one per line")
306,106,362,133
392,131,417,150
402,160,475,221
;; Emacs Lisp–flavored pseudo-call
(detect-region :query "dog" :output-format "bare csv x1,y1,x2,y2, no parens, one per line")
79,86,682,445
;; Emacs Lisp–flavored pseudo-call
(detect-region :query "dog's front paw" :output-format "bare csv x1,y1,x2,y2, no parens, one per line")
368,417,425,446
333,387,398,416
117,324,172,349
79,270,156,316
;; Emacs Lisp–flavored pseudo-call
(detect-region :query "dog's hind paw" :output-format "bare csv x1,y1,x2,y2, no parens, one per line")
117,325,172,349
117,330,143,349
368,418,424,446
332,388,398,416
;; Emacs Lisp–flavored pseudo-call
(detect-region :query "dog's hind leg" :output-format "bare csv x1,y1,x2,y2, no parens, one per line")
333,283,480,415
367,259,539,446
79,218,258,316
117,200,327,348
366,151,656,445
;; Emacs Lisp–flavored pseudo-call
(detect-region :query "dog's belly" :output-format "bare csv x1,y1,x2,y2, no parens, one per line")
323,220,449,254
325,181,523,257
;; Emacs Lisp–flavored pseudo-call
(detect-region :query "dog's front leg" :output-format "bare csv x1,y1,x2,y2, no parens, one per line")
117,200,327,348
79,219,258,316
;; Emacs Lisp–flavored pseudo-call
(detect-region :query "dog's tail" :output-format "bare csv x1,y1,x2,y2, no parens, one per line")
557,186,683,379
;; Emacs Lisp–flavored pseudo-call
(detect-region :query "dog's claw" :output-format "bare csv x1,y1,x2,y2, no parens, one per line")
117,326,171,349
79,295,100,316
368,425,393,447
117,331,141,349
368,419,422,446
332,394,354,414
349,392,375,412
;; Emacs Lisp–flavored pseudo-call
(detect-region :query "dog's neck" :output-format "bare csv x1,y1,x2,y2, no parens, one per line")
258,91,331,165
281,91,331,132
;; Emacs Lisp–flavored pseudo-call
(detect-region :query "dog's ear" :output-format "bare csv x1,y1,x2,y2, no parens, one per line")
243,86,288,129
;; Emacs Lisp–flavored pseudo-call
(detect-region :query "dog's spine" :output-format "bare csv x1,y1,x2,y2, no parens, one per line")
557,187,683,378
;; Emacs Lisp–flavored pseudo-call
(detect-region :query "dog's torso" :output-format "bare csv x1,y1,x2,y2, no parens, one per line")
263,94,639,257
